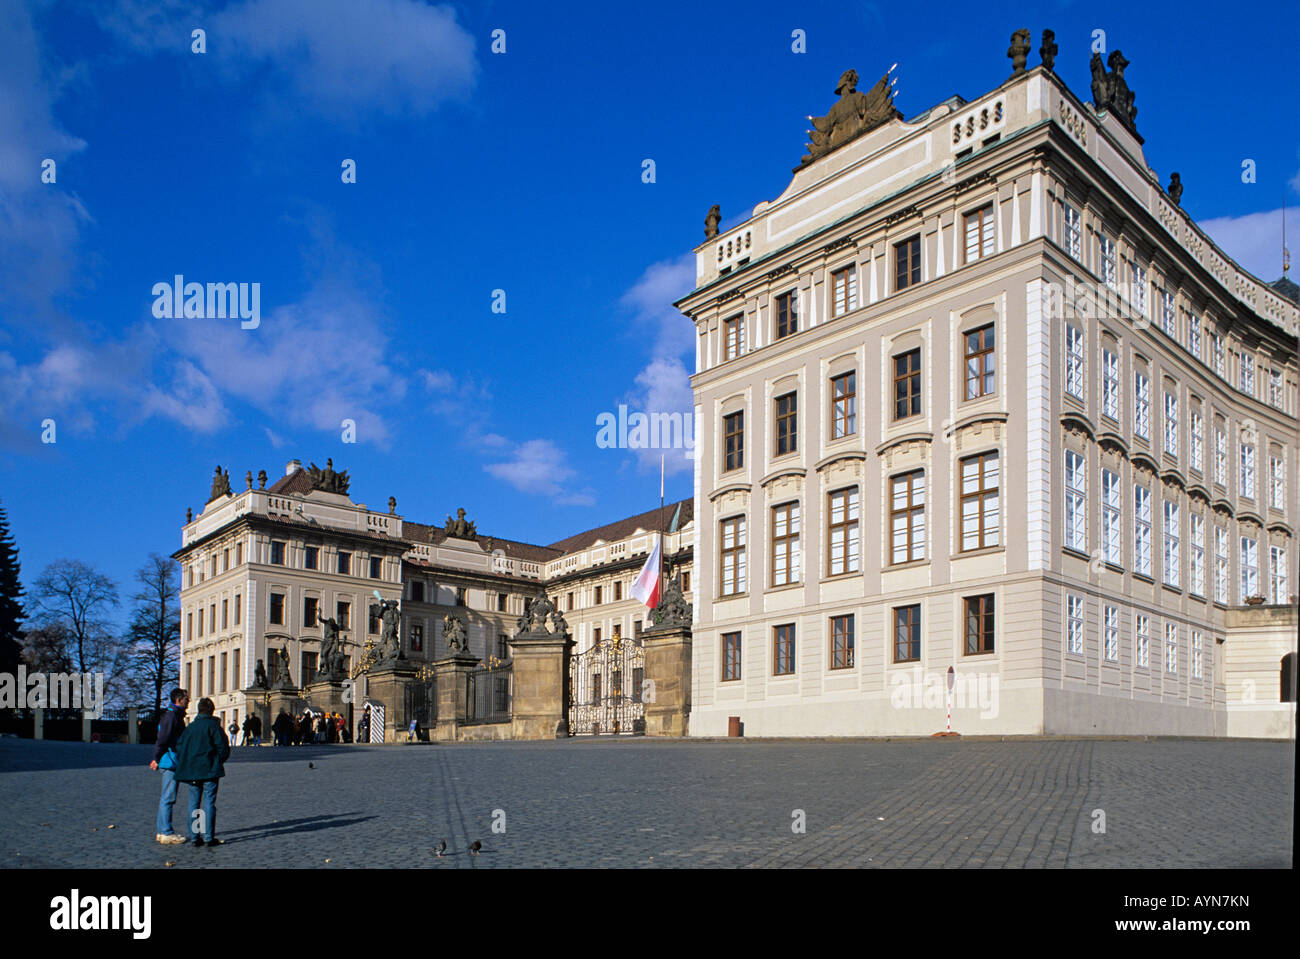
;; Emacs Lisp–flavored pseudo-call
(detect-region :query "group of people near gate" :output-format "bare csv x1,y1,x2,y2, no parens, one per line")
269,708,350,746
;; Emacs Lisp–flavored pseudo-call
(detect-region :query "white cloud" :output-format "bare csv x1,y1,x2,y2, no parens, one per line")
1200,206,1299,283
485,439,576,498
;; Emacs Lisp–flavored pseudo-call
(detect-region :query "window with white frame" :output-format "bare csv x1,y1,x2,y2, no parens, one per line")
1240,441,1256,500
1214,526,1229,604
1190,513,1205,597
1132,264,1148,318
1163,391,1178,457
1065,324,1084,400
1102,349,1120,420
1134,482,1152,577
1214,428,1227,486
1270,545,1289,604
1211,332,1225,377
1103,605,1119,662
1163,500,1180,589
1160,288,1175,336
1102,469,1121,566
1269,369,1283,409
1100,235,1117,291
1134,372,1150,440
1135,614,1150,668
1269,455,1285,510
1192,631,1203,680
1190,411,1204,473
1164,622,1178,674
1240,536,1259,603
1065,451,1086,552
1063,203,1082,261
1239,353,1255,396
1188,315,1201,360
1067,594,1084,655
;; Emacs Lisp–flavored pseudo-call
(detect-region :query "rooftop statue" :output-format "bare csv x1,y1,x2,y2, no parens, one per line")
443,507,477,540
307,458,351,495
1167,172,1183,207
1007,29,1031,76
208,465,232,501
1039,29,1058,71
704,204,721,240
797,68,902,171
1090,50,1139,136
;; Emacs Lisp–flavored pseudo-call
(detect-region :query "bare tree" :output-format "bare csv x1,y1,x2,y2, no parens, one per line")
30,559,122,697
120,554,181,717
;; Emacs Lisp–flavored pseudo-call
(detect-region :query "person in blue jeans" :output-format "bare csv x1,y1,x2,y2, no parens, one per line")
149,688,190,845
171,696,231,847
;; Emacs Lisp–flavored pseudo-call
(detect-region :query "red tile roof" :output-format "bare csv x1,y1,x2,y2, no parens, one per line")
545,498,693,555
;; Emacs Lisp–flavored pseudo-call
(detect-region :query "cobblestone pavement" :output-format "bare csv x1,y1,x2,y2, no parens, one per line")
0,737,1291,868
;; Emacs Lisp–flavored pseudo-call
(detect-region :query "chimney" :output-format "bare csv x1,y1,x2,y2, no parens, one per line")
286,459,302,476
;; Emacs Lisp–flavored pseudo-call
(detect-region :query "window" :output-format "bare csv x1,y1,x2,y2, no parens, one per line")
1063,203,1082,261
1067,594,1084,655
234,593,242,625
721,632,742,681
891,471,926,564
775,291,798,339
1192,631,1203,680
1160,289,1175,337
723,411,744,472
1240,536,1259,603
301,651,317,686
1270,545,1289,604
1269,369,1284,409
304,546,319,571
1190,411,1204,473
368,556,383,579
1214,527,1229,604
681,571,691,592
338,551,351,575
197,606,203,638
1136,614,1150,669
963,205,994,263
831,371,856,438
1134,372,1150,440
369,604,381,635
1163,500,1180,589
222,548,229,572
1240,440,1256,500
723,314,745,360
894,605,921,662
1164,623,1178,674
497,633,510,659
773,624,796,675
1163,391,1178,457
1190,514,1205,597
270,592,284,626
1134,483,1152,577
893,349,922,420
1099,235,1117,291
271,541,285,565
410,623,423,653
566,592,574,611
1103,605,1119,662
209,603,215,633
1239,353,1256,396
771,502,801,587
232,649,240,689
964,594,995,654
221,598,228,629
207,656,215,696
830,614,855,669
613,582,622,602
411,581,424,602
304,596,318,628
1214,427,1227,486
456,587,466,607
1132,264,1148,318
964,325,995,399
1102,349,1120,419
1211,332,1225,378
830,265,858,317
1188,315,1201,360
960,452,1000,551
719,516,746,596
827,487,860,576
1064,451,1086,553
594,585,603,605
186,612,192,642
235,543,243,565
894,235,921,291
1270,456,1285,510
1102,469,1121,566
775,392,798,456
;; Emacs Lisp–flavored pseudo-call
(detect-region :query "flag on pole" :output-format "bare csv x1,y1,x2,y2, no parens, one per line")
631,534,663,609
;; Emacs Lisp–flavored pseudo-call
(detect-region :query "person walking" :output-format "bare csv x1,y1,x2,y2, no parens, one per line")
272,708,291,747
228,719,240,746
149,688,190,845
172,697,231,847
241,716,253,746
251,713,263,747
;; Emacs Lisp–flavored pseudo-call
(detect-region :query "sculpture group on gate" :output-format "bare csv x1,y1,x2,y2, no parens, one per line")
377,599,403,662
1089,50,1138,133
516,591,569,637
317,614,347,680
443,612,468,653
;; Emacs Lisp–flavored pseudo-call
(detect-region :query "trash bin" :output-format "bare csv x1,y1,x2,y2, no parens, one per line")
728,716,741,737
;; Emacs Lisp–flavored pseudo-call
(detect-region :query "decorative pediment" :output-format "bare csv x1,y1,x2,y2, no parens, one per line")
796,67,902,172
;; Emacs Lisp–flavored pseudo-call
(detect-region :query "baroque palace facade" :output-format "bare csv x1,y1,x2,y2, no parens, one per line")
174,458,692,735
678,41,1298,737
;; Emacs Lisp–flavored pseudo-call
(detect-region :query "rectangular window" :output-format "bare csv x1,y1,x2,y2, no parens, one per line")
827,487,860,576
221,598,228,630
209,604,215,633
409,623,423,653
304,596,318,628
1239,353,1256,396
1190,514,1205,597
893,349,922,420
720,516,746,596
894,235,921,291
894,604,921,663
186,612,192,643
771,502,801,587
1163,391,1178,457
1215,428,1227,486
681,571,691,592
960,452,1000,551
1240,440,1256,500
830,265,858,317
963,205,994,263
1270,546,1289,604
456,587,466,607
775,291,799,339
1102,469,1121,566
1103,605,1119,662
219,652,228,693
1240,536,1259,603
207,656,215,696
613,582,622,602
567,592,574,611
304,546,319,571
1102,349,1120,420
222,548,229,573
593,585,603,606
497,633,509,659
723,411,744,472
1067,594,1085,655
232,649,240,690
1165,623,1178,674
775,392,798,456
1270,456,1286,510
1132,265,1148,318
964,324,996,399
1214,527,1229,604
1134,372,1150,440
1135,614,1150,669
235,543,242,566
336,601,350,629
338,551,351,575
1063,203,1082,261
1190,411,1204,473
721,632,742,681
271,541,285,565
234,594,241,626
369,604,381,635
1269,369,1284,409
773,624,796,675
830,614,855,669
1211,333,1225,378
270,592,284,626
1189,315,1201,360
1192,631,1203,680
1099,235,1117,291
301,651,317,687
891,471,926,564
369,556,382,579
410,580,424,602
964,594,995,654
1163,500,1181,589
1065,451,1086,553
1064,324,1084,400
723,314,745,360
1134,483,1152,577
831,371,856,438
1161,290,1176,338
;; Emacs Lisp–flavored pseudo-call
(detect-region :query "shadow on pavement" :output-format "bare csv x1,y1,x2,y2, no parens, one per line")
221,813,376,842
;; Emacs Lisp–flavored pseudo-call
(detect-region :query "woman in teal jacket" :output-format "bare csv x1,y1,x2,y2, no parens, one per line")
172,697,231,846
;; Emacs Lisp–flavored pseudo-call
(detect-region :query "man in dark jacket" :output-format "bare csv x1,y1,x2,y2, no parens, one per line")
149,688,190,845
272,709,291,746
172,697,231,847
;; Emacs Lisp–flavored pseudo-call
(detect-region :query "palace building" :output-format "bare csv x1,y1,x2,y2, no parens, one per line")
676,42,1298,738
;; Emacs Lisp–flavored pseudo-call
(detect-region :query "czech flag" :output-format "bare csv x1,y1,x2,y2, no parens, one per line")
631,534,662,609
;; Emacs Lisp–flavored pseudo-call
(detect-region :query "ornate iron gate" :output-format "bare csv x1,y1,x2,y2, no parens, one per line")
568,636,645,735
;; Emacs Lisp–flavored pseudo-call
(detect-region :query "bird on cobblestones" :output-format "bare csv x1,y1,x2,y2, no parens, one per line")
435,839,446,858
308,762,315,769
469,840,482,855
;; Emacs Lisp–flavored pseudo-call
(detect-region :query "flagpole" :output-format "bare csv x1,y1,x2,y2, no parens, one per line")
658,455,666,606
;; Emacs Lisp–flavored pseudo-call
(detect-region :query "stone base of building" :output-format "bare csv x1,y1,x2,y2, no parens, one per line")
1227,703,1297,739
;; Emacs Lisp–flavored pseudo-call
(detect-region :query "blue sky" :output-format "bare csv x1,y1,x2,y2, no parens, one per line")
1,0,1296,627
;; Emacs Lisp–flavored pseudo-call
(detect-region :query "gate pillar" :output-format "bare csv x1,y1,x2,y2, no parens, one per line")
643,623,692,737
431,653,479,740
509,631,573,740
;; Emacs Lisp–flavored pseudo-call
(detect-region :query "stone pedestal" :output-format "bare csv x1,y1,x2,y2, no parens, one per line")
365,661,420,743
509,631,573,740
82,711,92,742
643,624,692,737
245,685,302,744
430,654,480,741
304,677,350,740
127,707,139,744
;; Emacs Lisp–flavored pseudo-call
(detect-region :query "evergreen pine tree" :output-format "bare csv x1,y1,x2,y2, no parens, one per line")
0,500,24,672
